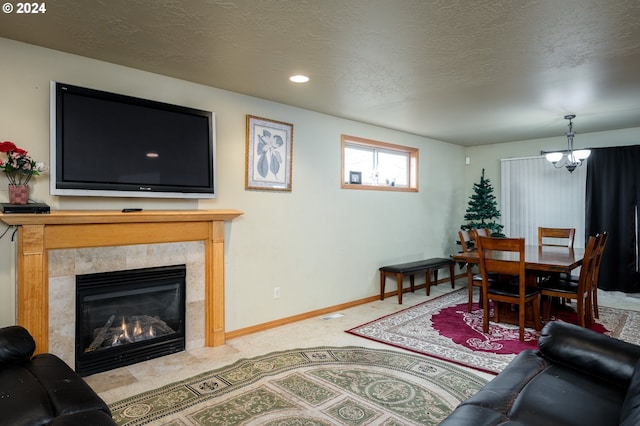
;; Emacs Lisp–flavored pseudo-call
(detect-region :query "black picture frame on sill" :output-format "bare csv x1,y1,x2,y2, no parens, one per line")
349,171,362,184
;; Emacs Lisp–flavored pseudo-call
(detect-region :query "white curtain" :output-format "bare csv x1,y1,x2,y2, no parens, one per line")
500,156,587,248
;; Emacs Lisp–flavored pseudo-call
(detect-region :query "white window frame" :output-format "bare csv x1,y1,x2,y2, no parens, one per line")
341,135,418,192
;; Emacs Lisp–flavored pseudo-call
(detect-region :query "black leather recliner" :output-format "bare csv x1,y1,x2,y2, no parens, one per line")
0,325,116,425
440,320,640,426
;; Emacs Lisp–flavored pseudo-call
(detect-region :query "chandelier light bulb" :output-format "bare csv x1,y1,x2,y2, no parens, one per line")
545,152,563,163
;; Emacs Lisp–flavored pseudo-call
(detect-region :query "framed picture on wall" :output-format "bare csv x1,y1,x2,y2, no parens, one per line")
245,115,293,191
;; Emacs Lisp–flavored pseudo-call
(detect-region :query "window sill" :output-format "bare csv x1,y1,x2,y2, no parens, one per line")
341,183,418,192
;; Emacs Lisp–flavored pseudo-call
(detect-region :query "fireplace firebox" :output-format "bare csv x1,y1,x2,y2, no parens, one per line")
75,265,186,376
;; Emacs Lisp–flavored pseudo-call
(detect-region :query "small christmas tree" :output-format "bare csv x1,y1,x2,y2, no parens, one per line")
461,169,504,237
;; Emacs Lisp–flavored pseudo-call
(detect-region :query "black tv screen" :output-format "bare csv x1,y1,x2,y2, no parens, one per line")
50,81,215,199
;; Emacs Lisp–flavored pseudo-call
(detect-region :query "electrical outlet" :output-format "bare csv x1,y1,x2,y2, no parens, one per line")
274,287,281,299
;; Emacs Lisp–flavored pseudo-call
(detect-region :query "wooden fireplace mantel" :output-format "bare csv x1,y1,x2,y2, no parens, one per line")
0,209,243,354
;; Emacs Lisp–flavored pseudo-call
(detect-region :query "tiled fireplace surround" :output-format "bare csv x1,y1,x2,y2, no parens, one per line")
48,242,205,369
1,209,243,370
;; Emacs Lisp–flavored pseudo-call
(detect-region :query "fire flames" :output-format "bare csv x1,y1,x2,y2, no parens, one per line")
87,314,174,352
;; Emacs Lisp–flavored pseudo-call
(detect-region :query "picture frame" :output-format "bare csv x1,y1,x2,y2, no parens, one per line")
349,171,362,184
245,115,293,191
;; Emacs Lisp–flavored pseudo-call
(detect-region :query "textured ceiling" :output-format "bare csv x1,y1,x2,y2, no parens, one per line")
2,0,640,145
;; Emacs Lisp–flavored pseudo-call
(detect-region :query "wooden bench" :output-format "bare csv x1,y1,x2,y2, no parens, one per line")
379,257,455,304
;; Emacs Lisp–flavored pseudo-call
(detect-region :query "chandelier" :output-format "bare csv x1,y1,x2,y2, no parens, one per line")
543,115,591,173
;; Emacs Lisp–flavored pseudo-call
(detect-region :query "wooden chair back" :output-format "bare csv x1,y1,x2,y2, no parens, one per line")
459,229,490,312
477,236,525,283
591,232,609,318
540,235,598,327
574,235,598,292
459,228,490,252
458,230,472,253
470,228,491,241
538,227,576,248
477,236,539,340
591,232,608,281
469,228,491,249
472,228,491,238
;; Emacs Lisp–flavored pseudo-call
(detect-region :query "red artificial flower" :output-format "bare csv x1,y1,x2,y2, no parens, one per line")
0,141,17,153
0,140,47,185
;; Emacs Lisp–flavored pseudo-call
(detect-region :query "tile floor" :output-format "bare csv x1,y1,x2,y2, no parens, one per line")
87,279,640,405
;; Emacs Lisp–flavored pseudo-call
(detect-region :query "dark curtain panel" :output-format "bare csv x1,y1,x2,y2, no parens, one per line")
585,145,640,292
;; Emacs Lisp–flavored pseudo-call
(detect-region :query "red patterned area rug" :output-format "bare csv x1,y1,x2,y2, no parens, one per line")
347,288,640,374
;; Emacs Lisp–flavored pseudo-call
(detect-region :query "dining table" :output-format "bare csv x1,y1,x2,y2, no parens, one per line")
452,244,586,285
452,244,586,328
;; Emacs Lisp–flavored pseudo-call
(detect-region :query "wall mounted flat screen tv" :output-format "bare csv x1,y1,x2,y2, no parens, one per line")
50,81,215,199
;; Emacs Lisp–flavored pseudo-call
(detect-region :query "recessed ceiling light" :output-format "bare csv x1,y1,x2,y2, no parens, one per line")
289,74,309,83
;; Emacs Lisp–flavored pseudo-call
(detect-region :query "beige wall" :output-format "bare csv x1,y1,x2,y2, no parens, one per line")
0,38,467,331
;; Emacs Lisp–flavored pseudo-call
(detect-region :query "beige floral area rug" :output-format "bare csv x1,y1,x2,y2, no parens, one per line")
109,347,488,426
347,288,640,374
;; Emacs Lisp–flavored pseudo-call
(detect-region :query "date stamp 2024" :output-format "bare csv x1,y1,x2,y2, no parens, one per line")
3,2,47,14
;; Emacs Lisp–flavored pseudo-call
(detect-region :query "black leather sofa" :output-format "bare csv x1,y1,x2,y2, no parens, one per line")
0,325,116,425
440,321,640,426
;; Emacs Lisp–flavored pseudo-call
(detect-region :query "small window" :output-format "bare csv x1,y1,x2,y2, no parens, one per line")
341,135,418,191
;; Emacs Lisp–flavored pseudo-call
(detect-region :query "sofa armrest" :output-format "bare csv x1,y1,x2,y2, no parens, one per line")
538,321,640,386
0,325,36,365
26,354,112,418
440,350,549,425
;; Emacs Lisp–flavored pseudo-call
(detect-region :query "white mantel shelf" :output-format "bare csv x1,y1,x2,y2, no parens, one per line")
0,209,243,355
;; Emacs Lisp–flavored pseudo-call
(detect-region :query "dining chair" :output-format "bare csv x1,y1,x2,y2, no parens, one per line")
477,236,541,341
555,231,609,319
459,229,473,254
538,235,598,328
472,228,491,239
590,232,609,319
459,229,495,312
459,230,483,312
537,227,576,287
538,227,576,248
